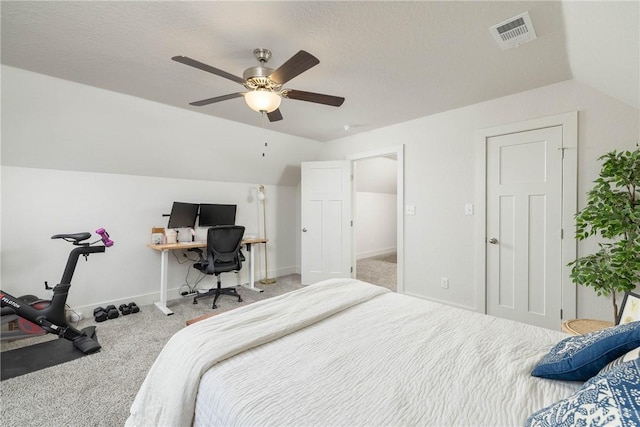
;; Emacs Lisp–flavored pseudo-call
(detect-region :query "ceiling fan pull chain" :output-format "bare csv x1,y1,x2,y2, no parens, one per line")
261,111,268,158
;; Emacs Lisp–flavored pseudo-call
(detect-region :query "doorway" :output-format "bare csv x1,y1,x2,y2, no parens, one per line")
348,146,404,293
353,156,398,291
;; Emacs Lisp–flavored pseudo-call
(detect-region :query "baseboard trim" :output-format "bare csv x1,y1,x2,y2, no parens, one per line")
68,265,298,319
403,291,478,313
356,247,397,260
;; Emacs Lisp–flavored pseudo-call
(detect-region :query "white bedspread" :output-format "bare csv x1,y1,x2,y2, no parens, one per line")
126,278,388,427
193,283,582,426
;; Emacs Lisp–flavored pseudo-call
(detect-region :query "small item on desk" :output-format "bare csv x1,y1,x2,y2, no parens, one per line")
177,228,194,243
151,227,165,245
165,229,177,244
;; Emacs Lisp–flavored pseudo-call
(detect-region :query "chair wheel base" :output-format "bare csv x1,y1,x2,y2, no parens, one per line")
191,278,243,311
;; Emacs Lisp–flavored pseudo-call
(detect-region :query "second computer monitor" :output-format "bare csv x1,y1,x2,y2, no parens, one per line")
167,202,199,229
199,204,237,227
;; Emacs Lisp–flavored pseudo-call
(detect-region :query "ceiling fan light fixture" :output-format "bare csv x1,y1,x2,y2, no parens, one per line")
174,49,344,122
245,89,281,113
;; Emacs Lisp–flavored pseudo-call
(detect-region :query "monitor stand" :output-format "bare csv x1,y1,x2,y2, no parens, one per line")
177,228,194,243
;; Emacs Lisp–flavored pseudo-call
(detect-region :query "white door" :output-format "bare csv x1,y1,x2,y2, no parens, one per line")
486,126,564,330
301,161,352,285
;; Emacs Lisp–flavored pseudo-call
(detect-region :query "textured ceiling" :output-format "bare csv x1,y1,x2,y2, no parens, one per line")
1,1,638,142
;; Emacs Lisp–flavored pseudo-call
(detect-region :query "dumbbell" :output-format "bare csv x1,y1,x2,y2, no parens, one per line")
105,305,119,319
128,302,140,313
93,307,108,322
119,304,131,315
94,305,119,321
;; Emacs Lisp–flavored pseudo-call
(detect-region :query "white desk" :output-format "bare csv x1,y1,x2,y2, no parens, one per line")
147,238,267,315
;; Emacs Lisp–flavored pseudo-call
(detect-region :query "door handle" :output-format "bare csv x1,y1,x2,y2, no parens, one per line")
488,237,498,244
302,228,308,232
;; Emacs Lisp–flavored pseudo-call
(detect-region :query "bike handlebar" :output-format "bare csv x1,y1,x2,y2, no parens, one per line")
95,228,114,247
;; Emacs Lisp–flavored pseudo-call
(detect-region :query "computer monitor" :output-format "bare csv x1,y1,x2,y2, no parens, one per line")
198,204,237,227
167,202,199,229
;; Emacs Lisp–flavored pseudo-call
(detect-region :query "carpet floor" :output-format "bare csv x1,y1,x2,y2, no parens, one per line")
0,274,303,427
0,261,397,427
356,253,397,292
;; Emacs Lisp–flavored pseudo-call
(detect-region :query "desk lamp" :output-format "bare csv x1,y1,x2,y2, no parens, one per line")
258,185,276,284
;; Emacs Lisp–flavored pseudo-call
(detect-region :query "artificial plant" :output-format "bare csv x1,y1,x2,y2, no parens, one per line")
569,146,640,322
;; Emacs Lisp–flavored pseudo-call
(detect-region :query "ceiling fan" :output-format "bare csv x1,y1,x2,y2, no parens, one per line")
172,48,345,122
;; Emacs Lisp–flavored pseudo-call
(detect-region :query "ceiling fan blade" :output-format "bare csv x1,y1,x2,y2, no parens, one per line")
189,92,244,107
269,51,320,85
283,90,345,107
267,109,283,122
172,56,245,85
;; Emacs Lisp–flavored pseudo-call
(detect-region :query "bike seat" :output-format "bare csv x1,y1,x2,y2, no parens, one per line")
51,232,91,242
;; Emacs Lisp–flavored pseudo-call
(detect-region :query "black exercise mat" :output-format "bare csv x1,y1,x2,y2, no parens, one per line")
1,338,88,381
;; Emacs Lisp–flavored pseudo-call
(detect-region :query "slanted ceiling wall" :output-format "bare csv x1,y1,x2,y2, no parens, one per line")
1,66,322,186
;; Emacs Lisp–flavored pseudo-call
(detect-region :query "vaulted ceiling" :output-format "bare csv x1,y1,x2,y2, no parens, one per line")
1,1,638,142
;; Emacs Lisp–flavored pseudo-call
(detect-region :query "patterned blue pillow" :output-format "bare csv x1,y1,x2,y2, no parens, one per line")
532,321,640,381
526,359,640,426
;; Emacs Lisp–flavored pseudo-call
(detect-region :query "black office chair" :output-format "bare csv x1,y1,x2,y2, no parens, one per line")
192,225,245,309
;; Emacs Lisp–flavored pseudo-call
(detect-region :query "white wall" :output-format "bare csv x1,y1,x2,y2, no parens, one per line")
1,167,296,317
354,157,397,259
355,192,397,259
1,66,315,316
319,79,639,321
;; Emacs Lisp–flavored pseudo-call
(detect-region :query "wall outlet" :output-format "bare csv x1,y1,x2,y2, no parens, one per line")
406,205,416,215
440,277,449,289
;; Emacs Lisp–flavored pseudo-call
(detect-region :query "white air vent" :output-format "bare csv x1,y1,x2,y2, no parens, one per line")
489,11,537,50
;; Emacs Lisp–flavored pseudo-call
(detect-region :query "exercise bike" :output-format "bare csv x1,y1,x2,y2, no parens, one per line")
0,228,114,354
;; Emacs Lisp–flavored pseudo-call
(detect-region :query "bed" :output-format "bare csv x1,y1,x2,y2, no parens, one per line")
126,278,585,426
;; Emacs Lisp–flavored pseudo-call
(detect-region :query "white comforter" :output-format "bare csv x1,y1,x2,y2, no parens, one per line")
128,279,581,426
126,278,388,426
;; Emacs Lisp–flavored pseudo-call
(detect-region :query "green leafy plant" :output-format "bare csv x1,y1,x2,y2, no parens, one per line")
569,147,640,322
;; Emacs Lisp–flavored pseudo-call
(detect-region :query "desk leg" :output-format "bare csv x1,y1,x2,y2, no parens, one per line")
154,249,174,315
241,243,263,293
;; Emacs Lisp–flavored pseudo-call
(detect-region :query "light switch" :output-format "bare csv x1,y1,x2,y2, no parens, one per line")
465,204,474,216
406,205,416,215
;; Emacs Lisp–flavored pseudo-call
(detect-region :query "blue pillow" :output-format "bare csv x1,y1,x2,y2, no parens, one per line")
598,346,640,375
531,321,640,381
526,359,640,426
